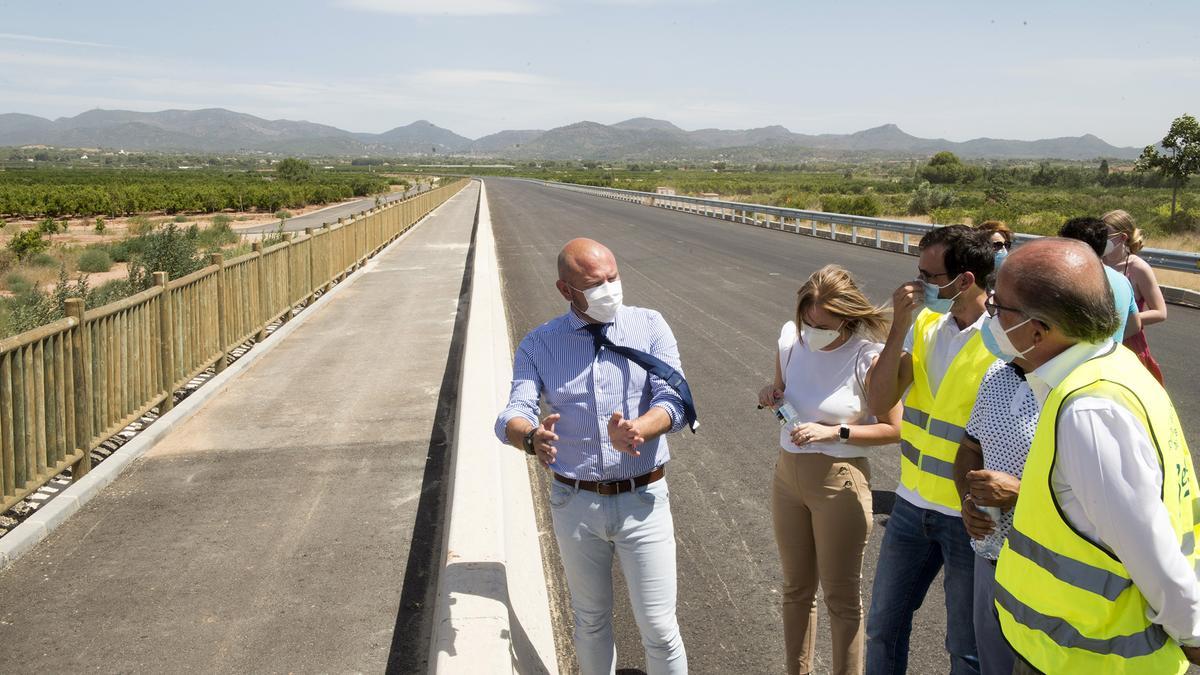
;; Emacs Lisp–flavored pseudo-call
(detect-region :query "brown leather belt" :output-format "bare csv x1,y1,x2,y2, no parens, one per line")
554,466,665,495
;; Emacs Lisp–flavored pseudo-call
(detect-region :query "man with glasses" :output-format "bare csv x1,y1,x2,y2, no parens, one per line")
865,224,995,674
987,238,1200,674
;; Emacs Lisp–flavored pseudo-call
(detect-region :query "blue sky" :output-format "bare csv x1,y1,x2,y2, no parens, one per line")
2,0,1198,146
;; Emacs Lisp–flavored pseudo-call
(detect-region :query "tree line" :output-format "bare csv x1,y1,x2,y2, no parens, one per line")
0,164,391,219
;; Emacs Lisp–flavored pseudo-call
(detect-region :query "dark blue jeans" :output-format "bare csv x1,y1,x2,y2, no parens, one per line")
865,496,979,675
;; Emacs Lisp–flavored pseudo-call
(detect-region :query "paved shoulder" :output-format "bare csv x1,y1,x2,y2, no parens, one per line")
0,183,480,673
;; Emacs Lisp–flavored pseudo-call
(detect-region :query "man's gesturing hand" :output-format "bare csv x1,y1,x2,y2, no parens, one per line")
608,412,644,456
533,414,560,469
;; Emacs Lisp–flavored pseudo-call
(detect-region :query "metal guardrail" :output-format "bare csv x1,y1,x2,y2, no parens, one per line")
0,179,470,513
529,180,1200,275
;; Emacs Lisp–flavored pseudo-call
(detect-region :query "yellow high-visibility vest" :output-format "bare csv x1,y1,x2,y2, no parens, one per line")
899,308,994,511
995,344,1200,674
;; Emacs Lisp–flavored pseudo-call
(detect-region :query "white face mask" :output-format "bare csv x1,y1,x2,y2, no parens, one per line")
569,279,623,323
981,314,1034,362
1103,234,1124,257
801,322,843,351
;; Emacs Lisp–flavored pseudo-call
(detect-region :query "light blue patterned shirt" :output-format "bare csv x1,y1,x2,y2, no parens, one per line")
494,304,687,481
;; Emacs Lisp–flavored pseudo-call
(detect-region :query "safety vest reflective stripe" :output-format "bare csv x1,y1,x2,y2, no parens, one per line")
899,439,957,480
902,407,929,428
995,585,1169,658
927,417,967,444
1007,529,1132,601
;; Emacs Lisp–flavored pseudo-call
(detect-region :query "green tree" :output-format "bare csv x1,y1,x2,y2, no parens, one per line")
276,157,315,182
8,229,49,261
920,152,972,184
1137,113,1200,223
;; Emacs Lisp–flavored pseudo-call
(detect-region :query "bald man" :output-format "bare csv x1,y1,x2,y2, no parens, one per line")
495,238,691,674
983,238,1200,674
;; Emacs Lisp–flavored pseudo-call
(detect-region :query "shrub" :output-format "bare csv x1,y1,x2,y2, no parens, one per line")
127,223,202,291
108,236,148,263
195,221,237,251
930,207,968,225
211,214,233,228
128,215,154,236
173,214,189,223
6,272,32,294
820,194,881,218
94,217,106,234
36,218,59,235
89,279,132,308
78,248,114,273
29,252,58,267
908,181,958,215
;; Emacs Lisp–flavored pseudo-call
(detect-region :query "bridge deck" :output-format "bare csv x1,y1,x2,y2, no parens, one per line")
486,177,1200,675
0,183,480,672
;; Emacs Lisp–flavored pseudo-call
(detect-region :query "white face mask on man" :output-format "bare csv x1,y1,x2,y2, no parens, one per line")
569,279,623,323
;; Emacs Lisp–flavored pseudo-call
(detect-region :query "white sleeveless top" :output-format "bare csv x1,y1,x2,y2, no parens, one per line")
777,321,882,459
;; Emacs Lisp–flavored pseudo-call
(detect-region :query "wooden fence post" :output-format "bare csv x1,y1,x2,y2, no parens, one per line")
252,242,267,341
210,253,228,373
282,233,294,323
153,272,174,414
305,227,316,306
64,298,91,479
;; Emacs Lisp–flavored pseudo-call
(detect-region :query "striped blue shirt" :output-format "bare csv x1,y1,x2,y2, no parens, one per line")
494,304,687,480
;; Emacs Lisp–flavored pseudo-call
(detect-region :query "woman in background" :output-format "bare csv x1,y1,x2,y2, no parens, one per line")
1101,209,1166,383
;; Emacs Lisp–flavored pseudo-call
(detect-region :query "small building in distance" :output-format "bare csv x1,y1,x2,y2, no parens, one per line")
655,187,676,196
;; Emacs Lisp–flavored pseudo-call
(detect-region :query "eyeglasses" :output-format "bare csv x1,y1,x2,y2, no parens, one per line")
992,241,1010,251
983,295,1025,318
916,269,952,283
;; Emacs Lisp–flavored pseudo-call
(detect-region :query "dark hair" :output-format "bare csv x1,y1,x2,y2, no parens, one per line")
1058,217,1108,257
919,224,994,291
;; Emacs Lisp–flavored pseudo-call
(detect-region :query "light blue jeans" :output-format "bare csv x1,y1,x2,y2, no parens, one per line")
549,476,687,675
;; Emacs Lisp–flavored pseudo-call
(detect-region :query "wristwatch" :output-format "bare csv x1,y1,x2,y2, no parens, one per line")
839,424,851,443
522,427,538,455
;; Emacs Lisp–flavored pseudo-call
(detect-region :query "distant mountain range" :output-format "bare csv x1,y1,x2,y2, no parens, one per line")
0,108,1143,161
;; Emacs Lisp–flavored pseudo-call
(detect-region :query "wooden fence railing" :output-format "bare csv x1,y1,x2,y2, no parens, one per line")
0,178,470,513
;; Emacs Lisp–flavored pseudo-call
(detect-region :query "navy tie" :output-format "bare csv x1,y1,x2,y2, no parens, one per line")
585,323,699,433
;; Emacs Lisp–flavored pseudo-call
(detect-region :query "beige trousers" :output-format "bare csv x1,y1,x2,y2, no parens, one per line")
771,450,873,675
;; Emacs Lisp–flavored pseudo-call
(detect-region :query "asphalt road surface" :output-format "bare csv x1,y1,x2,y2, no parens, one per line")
235,183,432,234
485,177,1200,674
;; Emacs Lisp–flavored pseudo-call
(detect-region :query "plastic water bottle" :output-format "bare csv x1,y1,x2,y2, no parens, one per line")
976,505,1004,559
775,402,801,428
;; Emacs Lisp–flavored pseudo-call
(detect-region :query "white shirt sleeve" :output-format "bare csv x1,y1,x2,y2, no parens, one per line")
1054,396,1200,646
778,321,797,382
902,324,915,355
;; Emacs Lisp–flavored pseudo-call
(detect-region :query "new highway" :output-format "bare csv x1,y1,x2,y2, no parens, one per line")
485,177,1200,674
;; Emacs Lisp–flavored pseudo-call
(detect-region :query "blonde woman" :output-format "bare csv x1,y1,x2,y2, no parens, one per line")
757,265,902,675
1101,209,1167,383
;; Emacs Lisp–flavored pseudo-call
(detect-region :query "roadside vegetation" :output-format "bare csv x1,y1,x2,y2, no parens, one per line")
0,157,412,338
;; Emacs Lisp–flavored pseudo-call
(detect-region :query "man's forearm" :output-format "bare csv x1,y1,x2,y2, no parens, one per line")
954,440,984,502
638,406,673,441
868,328,907,416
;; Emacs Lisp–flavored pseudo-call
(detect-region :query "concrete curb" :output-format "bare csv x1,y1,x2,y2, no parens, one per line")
0,194,467,571
1163,284,1200,309
429,181,558,673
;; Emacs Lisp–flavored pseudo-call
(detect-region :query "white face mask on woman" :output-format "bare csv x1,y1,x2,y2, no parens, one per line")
801,321,843,351
569,279,623,323
1103,233,1125,257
